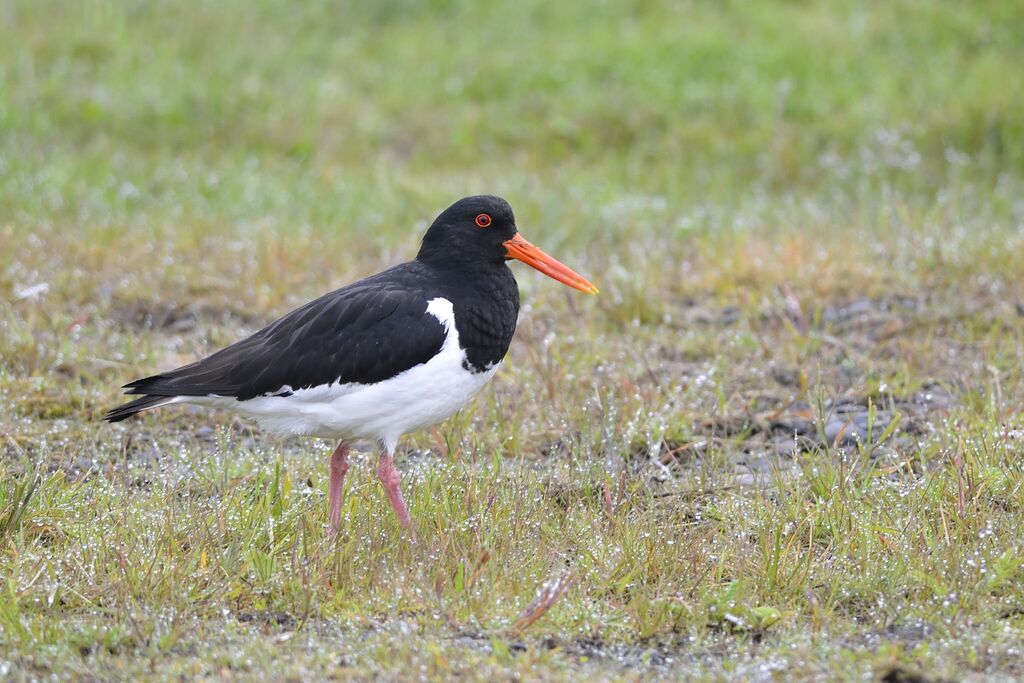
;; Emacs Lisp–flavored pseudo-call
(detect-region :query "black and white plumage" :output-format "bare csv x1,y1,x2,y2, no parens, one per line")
105,195,597,534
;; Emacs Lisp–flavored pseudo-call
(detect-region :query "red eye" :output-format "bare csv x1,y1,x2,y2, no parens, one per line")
474,213,492,228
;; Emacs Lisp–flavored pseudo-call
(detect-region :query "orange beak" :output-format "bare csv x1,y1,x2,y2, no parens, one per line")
503,233,599,295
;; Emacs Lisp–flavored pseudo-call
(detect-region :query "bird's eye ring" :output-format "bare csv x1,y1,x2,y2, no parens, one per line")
474,213,492,228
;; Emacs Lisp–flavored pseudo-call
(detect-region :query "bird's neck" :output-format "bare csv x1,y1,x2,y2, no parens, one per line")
420,261,518,373
416,257,512,292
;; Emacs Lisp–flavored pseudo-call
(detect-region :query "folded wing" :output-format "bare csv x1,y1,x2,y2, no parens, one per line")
104,277,447,421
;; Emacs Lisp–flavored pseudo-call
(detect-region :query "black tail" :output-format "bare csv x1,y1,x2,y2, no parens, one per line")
104,395,173,422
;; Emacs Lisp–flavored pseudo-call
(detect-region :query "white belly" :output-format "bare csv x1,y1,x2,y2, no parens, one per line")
180,298,499,450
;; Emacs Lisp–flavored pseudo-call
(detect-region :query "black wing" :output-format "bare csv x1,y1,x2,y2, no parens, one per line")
105,269,447,421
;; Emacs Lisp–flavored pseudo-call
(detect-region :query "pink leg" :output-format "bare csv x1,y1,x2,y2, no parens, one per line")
328,442,350,533
377,452,412,530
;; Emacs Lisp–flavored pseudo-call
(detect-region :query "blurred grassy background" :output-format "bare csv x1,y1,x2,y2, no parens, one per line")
2,1,1024,680
3,0,1021,234
4,0,1022,334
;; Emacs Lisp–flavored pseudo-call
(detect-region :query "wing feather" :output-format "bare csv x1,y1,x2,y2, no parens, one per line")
113,267,447,409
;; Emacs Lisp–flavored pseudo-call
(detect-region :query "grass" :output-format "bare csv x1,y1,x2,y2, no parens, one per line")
2,0,1024,679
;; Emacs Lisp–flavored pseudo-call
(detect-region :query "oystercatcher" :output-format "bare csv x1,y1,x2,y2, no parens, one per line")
105,195,597,534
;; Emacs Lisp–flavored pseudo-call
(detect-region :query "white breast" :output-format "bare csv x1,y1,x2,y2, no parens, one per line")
183,297,499,450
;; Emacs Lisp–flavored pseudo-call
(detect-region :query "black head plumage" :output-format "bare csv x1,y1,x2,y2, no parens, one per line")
416,195,518,268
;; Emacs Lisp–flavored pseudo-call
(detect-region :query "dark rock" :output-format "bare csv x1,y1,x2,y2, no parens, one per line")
770,438,799,456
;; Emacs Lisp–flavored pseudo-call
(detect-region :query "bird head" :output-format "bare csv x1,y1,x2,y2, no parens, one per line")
417,195,598,294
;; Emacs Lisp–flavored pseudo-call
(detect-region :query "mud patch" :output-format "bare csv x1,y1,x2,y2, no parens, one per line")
109,297,263,333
